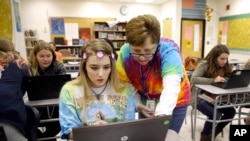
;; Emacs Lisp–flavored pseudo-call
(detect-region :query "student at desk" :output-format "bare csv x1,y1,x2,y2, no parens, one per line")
0,38,30,141
190,44,236,141
59,39,135,140
29,40,66,140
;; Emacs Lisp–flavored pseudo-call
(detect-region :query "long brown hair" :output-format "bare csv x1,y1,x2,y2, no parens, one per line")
204,44,232,77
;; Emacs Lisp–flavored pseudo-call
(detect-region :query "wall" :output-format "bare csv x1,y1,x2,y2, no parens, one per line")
206,0,250,62
0,0,12,40
19,0,181,55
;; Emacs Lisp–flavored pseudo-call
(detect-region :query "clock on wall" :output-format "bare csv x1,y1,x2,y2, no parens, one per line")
120,6,129,16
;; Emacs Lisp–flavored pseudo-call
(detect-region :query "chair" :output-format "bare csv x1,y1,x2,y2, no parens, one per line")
25,105,40,141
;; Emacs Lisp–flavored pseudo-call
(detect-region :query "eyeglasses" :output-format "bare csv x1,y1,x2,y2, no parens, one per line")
130,53,154,58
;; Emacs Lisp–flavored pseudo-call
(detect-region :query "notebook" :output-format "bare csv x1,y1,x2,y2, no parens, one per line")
212,70,250,89
0,126,7,141
23,74,71,101
73,115,172,141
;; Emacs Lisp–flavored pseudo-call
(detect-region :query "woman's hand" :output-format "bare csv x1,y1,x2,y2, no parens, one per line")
137,104,155,118
93,120,108,125
214,76,227,83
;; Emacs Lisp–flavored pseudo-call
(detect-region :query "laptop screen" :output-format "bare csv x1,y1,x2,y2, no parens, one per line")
73,115,172,141
23,74,71,101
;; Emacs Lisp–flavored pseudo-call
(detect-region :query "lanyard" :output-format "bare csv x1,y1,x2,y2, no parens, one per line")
140,62,152,98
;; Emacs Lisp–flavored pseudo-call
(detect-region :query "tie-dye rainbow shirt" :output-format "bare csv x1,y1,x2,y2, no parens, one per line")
116,38,191,107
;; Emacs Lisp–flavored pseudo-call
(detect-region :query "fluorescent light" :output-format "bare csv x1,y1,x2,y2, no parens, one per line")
135,0,154,3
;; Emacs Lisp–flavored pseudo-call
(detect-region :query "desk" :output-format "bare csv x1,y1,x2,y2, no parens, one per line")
25,99,60,140
192,85,250,141
229,60,245,70
26,99,59,123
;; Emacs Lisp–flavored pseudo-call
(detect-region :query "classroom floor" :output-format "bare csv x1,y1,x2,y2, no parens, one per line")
179,106,249,141
57,105,249,141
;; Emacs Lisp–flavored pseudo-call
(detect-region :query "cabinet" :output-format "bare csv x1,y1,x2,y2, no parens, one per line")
24,30,38,59
94,22,126,49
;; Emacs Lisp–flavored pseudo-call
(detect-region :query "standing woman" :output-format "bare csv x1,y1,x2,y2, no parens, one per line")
190,44,236,141
116,14,191,133
29,40,66,140
59,39,135,140
0,38,30,141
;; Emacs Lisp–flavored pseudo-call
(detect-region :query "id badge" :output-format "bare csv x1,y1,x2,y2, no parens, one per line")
146,99,155,111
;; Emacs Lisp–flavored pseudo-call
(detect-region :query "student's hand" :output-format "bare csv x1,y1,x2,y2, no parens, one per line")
214,76,227,83
93,120,108,125
137,104,155,118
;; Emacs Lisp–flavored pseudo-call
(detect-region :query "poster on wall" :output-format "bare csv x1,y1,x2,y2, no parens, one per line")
79,28,91,42
13,0,22,32
51,18,65,34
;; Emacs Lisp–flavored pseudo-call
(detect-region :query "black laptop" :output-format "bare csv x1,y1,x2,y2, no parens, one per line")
23,74,71,101
73,115,172,141
212,70,250,89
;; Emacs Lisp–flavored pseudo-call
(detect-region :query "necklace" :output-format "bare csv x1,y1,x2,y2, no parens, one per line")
91,83,108,100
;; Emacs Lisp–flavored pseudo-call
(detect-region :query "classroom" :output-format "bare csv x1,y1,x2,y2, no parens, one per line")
1,0,250,141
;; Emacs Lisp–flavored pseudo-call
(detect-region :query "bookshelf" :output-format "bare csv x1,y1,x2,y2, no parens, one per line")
24,30,38,59
94,22,126,50
56,45,82,58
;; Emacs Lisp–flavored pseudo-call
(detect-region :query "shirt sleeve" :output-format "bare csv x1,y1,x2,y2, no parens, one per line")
190,62,214,84
59,85,82,139
155,75,181,116
116,44,131,83
56,62,66,75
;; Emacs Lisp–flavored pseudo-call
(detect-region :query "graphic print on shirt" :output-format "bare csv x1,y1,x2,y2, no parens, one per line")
82,94,127,125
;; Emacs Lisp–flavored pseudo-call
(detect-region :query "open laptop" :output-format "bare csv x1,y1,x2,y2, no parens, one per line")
23,74,71,101
0,126,7,141
212,69,250,89
73,115,172,141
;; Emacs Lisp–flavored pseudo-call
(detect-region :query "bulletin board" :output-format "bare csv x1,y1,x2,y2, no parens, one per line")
50,17,115,42
0,0,12,40
218,13,250,52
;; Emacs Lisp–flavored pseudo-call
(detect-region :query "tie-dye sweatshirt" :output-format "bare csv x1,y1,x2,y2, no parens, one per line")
116,38,191,110
59,82,136,139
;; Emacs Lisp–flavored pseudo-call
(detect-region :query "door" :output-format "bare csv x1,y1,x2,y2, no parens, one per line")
180,19,205,59
163,18,172,39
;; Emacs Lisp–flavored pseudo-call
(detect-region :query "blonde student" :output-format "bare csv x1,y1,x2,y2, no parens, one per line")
59,39,135,140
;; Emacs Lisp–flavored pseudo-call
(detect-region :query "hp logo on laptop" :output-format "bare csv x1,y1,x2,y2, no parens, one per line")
121,136,128,141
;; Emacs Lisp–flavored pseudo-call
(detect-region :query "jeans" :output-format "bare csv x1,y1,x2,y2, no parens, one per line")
139,104,188,133
197,100,236,135
169,104,188,133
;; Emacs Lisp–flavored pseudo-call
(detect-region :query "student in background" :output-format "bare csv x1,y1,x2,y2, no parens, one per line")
59,39,135,140
116,14,191,133
102,38,118,60
29,40,66,140
190,44,236,141
49,42,63,63
0,38,30,141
